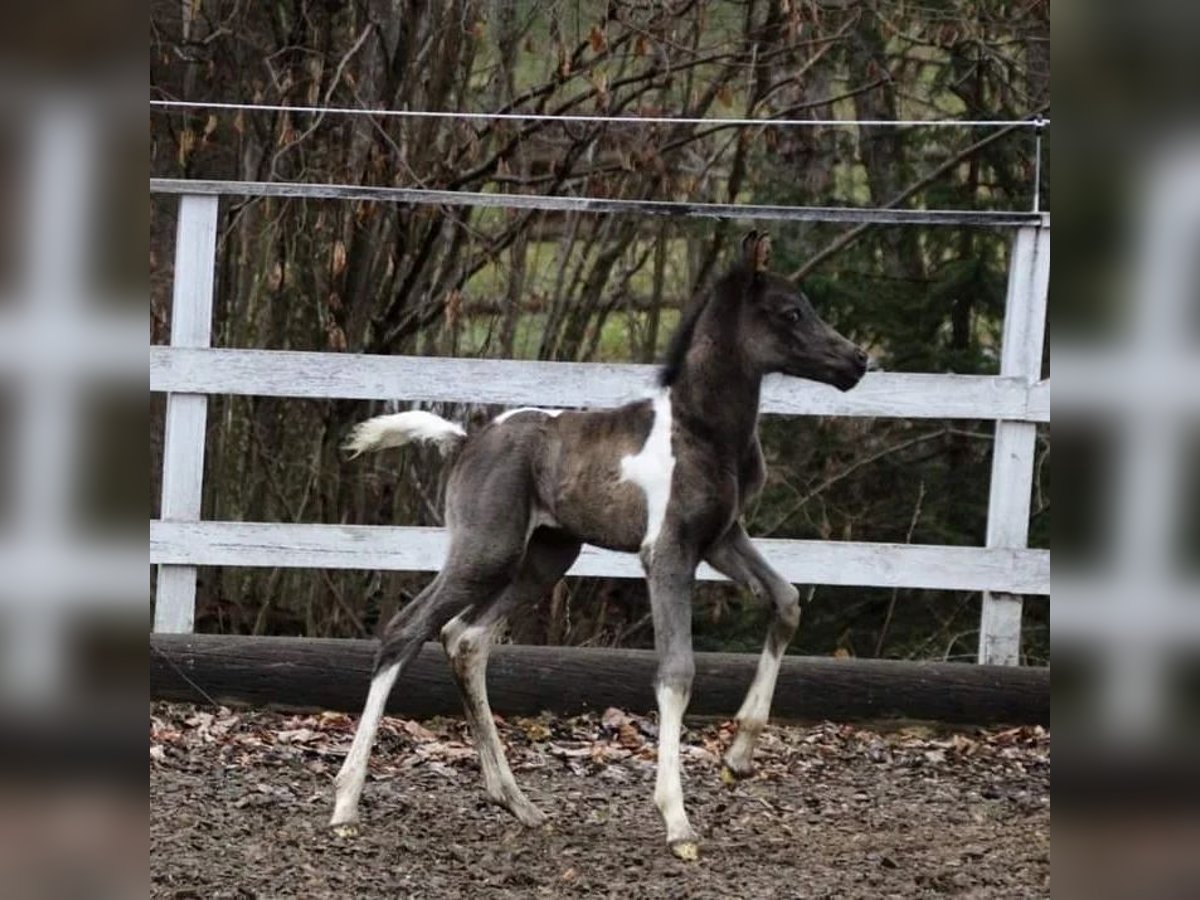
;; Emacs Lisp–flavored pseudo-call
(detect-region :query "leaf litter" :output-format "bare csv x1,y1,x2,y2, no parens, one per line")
151,701,1049,898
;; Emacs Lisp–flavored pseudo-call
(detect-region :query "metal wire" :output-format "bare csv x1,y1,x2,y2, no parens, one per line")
150,99,1049,130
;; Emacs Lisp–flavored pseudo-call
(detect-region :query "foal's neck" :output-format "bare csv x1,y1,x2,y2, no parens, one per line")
670,329,762,456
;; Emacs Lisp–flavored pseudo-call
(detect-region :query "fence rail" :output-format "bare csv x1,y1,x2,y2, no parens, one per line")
150,178,1050,228
150,182,1049,666
150,521,1049,595
151,347,1049,423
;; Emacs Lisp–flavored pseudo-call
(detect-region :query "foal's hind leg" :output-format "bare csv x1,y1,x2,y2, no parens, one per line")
441,530,581,827
330,574,448,832
331,550,521,830
704,524,800,778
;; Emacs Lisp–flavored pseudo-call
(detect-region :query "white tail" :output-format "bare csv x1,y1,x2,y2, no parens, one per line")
343,411,468,458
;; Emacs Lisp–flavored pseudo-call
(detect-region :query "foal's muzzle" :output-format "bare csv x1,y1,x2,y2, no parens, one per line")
830,346,870,392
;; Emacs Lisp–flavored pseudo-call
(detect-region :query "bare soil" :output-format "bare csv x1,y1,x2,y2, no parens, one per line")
150,702,1049,898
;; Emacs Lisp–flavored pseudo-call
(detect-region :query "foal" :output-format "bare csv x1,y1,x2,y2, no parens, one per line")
331,232,868,859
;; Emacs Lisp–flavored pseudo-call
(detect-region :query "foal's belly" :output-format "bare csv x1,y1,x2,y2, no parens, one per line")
543,464,649,554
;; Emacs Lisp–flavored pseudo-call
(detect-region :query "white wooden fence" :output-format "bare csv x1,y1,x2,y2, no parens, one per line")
150,181,1049,666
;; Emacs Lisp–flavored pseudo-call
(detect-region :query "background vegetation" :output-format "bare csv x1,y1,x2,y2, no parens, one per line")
150,0,1050,662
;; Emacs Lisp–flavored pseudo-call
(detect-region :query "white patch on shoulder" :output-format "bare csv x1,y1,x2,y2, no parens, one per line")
493,407,566,424
619,389,675,550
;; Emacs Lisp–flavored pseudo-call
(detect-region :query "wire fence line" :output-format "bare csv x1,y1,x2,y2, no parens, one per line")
150,178,1049,228
149,99,1049,130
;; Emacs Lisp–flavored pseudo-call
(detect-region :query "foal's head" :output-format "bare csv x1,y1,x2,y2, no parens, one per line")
733,231,869,391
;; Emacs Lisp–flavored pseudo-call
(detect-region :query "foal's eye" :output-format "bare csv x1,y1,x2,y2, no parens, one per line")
784,308,803,325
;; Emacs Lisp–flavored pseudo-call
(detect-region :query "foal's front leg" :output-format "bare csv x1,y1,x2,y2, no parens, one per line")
705,524,801,778
645,548,699,860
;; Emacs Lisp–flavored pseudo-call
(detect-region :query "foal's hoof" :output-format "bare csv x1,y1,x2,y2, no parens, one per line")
331,822,359,839
720,762,753,785
670,840,701,862
513,805,547,829
489,791,548,828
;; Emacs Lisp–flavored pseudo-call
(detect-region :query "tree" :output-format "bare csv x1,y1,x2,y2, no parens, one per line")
151,0,1049,661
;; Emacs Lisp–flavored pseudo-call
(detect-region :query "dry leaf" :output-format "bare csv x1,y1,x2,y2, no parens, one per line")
393,719,436,742
276,728,320,744
601,707,631,731
589,23,607,54
325,322,347,352
277,115,295,147
177,128,196,167
416,741,476,762
444,289,463,331
520,719,551,742
549,742,593,759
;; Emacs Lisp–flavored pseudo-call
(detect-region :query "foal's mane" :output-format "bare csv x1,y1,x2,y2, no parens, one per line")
657,267,747,387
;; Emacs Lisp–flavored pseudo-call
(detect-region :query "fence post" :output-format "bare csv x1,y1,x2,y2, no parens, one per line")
154,194,219,633
978,226,1050,665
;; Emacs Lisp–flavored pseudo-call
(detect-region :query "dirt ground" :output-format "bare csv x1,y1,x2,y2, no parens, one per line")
150,702,1049,898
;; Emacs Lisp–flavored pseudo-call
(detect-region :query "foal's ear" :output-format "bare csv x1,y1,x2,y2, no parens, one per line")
741,230,771,273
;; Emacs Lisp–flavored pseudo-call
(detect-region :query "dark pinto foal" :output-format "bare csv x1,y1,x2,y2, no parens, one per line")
330,232,869,859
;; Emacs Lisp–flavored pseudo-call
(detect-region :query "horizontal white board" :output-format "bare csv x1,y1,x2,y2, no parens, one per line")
150,520,1049,595
150,347,1048,422
1051,577,1200,641
1051,348,1200,415
150,178,1051,229
0,543,147,609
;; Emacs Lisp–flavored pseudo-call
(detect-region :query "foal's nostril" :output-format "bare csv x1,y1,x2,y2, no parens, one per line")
854,347,869,367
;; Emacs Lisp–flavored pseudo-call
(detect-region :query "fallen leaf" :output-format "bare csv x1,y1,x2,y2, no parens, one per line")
601,707,630,731
276,728,320,744
617,723,642,749
390,719,436,742
548,742,593,759
518,719,551,742
319,711,352,729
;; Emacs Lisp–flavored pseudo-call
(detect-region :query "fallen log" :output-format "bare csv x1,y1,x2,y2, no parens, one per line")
150,634,1049,726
